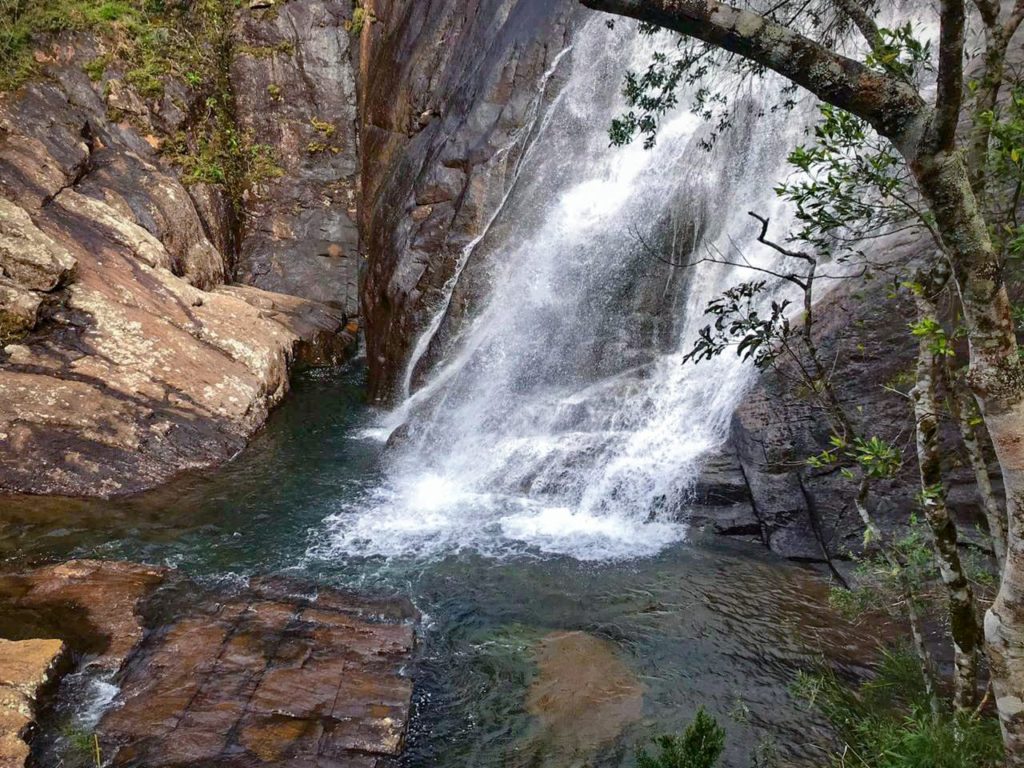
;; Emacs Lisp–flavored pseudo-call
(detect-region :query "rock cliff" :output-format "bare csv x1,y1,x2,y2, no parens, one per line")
0,3,361,497
358,0,579,401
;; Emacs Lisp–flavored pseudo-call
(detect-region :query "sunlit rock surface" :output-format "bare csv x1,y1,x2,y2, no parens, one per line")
0,18,359,498
0,638,65,767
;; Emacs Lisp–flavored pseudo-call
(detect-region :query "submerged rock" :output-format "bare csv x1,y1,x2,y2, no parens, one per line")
0,638,66,768
525,631,643,762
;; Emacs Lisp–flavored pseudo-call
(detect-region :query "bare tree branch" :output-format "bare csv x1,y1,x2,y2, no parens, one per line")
748,211,815,261
832,0,881,49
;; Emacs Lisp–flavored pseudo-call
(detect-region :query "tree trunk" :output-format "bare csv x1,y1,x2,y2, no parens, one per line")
945,359,1008,572
907,580,944,719
910,149,1024,760
913,292,982,712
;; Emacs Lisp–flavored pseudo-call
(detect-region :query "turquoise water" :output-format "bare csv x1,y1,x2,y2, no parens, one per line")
0,364,878,767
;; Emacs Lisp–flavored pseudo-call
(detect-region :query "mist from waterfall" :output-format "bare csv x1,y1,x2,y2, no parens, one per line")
322,17,811,562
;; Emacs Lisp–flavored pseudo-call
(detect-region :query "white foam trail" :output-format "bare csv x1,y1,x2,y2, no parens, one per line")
319,17,813,563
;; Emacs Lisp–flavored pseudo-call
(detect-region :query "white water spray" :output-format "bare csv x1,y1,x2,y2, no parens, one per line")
324,17,811,562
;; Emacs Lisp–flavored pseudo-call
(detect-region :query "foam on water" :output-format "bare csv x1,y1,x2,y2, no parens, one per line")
318,17,811,563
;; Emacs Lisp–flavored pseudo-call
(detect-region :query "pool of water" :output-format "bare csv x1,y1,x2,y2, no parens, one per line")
0,364,880,767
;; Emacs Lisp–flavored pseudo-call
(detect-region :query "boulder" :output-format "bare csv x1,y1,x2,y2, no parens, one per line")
0,198,77,292
525,630,643,762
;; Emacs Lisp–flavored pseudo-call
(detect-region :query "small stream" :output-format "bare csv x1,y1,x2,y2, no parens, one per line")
0,364,885,768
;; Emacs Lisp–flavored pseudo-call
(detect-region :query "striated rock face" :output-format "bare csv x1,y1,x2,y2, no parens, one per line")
0,15,360,498
358,0,578,401
101,579,417,768
232,0,362,315
0,638,66,768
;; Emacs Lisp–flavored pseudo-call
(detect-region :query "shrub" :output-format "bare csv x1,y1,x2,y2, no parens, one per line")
794,648,1004,768
636,708,726,768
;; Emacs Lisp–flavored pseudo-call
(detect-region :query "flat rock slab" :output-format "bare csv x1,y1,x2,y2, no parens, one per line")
0,559,166,672
99,579,417,768
0,638,65,767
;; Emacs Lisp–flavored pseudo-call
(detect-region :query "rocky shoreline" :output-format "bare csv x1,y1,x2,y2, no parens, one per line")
0,560,418,768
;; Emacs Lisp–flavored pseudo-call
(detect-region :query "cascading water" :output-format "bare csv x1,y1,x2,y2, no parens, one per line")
324,17,810,562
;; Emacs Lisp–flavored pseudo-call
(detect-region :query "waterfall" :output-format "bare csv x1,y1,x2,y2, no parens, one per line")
325,17,810,562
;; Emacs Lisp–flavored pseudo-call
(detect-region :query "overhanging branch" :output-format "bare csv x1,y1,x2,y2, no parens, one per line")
579,0,927,145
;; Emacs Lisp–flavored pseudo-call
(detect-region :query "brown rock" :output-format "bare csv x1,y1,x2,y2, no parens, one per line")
0,638,65,768
0,560,165,672
0,198,77,292
0,279,43,345
100,582,417,767
0,40,358,498
525,631,643,759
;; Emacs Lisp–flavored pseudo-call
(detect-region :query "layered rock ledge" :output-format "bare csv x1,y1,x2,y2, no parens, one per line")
0,638,65,768
0,560,418,768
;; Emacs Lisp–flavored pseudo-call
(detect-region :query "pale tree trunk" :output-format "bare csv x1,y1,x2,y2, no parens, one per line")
907,582,944,718
910,151,1024,759
913,290,982,712
945,359,1008,572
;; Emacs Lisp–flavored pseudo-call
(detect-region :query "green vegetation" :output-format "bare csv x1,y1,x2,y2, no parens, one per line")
2,0,186,92
795,649,1003,768
345,1,373,35
1,0,282,230
636,709,725,768
62,726,103,768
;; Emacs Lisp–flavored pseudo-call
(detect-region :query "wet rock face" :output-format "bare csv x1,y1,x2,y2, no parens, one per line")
358,0,578,401
100,579,417,768
232,0,362,315
0,560,166,672
0,30,357,498
0,638,66,768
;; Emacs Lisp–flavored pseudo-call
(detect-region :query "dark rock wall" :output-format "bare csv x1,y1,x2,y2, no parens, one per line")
358,0,578,402
695,229,1002,566
232,0,362,314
